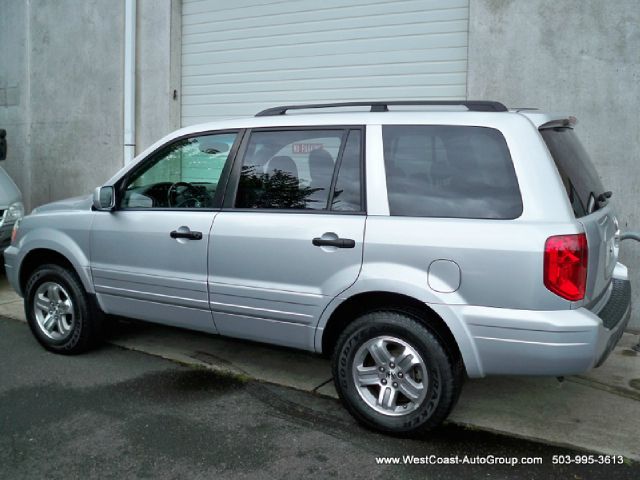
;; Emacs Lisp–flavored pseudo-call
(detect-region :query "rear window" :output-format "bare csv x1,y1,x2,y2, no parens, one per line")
382,125,522,219
540,127,605,218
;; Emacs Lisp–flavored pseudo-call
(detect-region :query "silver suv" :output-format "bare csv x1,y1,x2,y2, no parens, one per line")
3,101,631,434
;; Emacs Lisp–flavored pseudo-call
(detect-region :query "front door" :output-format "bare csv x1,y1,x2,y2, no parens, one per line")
91,131,240,333
209,127,366,349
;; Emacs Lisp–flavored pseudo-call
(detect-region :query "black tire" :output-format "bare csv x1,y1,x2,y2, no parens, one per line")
25,263,103,354
332,311,462,435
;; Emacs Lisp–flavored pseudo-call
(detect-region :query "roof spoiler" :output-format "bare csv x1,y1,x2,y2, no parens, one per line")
539,116,578,129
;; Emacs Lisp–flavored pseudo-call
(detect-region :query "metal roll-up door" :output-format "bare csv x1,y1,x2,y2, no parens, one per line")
181,0,469,125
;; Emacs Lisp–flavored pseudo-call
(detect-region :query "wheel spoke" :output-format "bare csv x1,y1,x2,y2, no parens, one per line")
355,365,380,386
398,377,424,401
56,316,66,334
48,284,62,303
35,294,50,313
378,385,397,410
368,339,392,367
397,347,418,371
59,299,73,315
42,314,56,331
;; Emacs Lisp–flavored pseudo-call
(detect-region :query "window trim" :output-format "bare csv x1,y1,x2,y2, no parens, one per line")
115,129,245,212
221,125,367,215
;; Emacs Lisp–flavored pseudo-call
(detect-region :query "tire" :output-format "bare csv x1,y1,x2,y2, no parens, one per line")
24,263,103,354
332,311,462,435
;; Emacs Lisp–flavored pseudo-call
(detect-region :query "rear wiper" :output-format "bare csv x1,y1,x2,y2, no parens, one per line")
596,191,612,208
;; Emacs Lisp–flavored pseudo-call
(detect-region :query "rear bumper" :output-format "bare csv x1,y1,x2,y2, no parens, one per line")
452,274,631,377
593,278,632,366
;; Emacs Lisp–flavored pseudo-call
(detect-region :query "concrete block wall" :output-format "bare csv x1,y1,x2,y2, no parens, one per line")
468,0,640,329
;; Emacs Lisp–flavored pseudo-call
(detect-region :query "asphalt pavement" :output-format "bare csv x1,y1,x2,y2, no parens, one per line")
1,316,637,479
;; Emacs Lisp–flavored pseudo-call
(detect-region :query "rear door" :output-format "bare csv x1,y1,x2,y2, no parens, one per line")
209,127,366,349
540,126,618,305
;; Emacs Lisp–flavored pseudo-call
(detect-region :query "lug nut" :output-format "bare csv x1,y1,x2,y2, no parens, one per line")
379,366,385,372
389,362,395,368
397,372,403,378
392,382,398,388
381,379,387,385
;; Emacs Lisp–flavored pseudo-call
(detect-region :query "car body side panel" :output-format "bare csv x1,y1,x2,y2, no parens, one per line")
357,216,578,310
90,210,218,333
313,272,485,377
1,167,25,252
209,211,366,350
0,166,22,207
574,205,618,307
5,211,94,296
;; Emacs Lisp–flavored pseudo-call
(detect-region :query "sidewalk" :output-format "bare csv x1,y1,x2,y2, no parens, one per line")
1,275,638,460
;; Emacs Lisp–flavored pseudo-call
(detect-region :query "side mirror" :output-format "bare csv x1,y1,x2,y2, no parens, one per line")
93,186,115,211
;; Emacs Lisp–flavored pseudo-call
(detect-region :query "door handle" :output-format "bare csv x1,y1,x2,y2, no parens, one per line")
312,237,356,248
170,230,203,240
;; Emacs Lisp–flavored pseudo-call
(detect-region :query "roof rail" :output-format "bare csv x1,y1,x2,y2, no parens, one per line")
255,100,508,117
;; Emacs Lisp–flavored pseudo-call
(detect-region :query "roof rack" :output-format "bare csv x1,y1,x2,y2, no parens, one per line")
255,100,508,117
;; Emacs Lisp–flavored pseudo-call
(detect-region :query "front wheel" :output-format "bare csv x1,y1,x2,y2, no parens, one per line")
25,264,103,354
332,311,462,435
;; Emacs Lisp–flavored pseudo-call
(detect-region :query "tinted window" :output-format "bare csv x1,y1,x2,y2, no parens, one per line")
235,130,345,210
540,127,605,218
122,132,237,209
331,130,363,211
382,126,522,219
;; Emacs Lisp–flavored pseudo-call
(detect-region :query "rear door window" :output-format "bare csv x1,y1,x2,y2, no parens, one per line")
233,128,363,211
540,127,606,217
382,125,522,219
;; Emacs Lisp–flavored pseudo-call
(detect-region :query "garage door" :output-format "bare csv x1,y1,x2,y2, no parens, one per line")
181,0,469,126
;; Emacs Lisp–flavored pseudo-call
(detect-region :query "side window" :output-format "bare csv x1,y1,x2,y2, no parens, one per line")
331,130,363,211
382,125,522,219
235,130,346,210
122,132,237,209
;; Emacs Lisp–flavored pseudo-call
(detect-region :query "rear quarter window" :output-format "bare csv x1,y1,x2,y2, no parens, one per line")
382,125,523,219
540,127,605,218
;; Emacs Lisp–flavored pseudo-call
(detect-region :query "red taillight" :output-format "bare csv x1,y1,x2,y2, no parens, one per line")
544,233,588,301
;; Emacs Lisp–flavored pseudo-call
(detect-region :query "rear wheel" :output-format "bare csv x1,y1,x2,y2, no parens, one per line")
332,311,462,435
25,264,103,354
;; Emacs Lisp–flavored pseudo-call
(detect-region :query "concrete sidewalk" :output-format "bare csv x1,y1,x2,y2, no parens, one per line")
1,275,639,460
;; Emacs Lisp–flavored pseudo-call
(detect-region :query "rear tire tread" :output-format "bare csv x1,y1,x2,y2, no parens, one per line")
332,310,462,435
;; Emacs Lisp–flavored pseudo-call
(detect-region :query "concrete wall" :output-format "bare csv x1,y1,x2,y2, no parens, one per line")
136,0,181,153
0,0,31,205
468,0,640,329
0,0,178,211
0,0,124,212
28,0,125,209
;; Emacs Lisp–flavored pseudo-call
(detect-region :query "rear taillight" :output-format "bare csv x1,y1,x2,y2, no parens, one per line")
543,233,588,301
